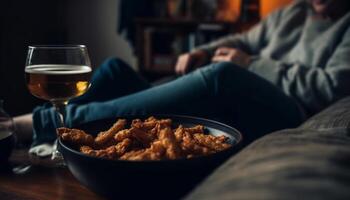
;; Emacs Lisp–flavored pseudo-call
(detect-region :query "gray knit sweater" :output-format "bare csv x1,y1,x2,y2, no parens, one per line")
196,0,350,115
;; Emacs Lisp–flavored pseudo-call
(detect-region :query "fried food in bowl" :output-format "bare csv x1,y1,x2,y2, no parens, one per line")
58,115,242,200
57,116,232,161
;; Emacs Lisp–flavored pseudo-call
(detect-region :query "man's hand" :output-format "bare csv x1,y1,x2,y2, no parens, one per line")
212,47,251,68
175,50,208,75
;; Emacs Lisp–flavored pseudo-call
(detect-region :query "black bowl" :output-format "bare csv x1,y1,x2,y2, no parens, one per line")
58,115,243,200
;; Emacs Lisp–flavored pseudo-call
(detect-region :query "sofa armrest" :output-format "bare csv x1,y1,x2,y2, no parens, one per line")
300,96,350,130
185,127,350,200
185,97,350,200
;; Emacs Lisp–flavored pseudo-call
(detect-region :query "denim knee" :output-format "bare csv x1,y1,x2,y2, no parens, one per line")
99,57,134,78
198,62,243,94
200,62,242,80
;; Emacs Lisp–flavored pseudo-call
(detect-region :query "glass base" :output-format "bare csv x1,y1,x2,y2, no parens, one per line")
51,139,66,167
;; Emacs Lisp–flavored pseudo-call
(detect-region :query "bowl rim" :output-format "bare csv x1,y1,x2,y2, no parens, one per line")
58,114,243,163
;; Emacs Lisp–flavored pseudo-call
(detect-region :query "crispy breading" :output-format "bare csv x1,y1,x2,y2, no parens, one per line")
130,127,155,147
96,139,118,149
158,127,182,159
80,138,132,159
119,141,165,161
145,116,157,122
114,129,132,142
158,119,172,127
216,135,229,143
181,131,214,156
57,127,94,146
193,133,231,152
80,145,94,154
132,117,169,131
131,119,143,129
115,138,132,156
174,125,185,142
141,121,157,130
119,149,146,160
80,145,118,159
149,141,166,157
184,125,204,134
58,117,232,161
95,119,126,146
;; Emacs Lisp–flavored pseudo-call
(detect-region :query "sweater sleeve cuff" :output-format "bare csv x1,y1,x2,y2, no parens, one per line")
248,56,283,85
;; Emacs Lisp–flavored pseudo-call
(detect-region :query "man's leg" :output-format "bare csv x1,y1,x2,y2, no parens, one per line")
197,62,305,143
71,58,151,104
33,62,304,145
67,62,303,141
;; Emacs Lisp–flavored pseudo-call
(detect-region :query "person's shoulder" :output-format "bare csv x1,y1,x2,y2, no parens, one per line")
264,0,309,25
340,12,350,29
334,11,350,42
341,18,350,39
278,0,309,17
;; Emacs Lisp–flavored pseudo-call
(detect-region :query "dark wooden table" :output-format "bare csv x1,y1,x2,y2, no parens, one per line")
0,149,104,200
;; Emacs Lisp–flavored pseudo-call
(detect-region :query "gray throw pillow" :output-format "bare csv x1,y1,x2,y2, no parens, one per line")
301,96,350,130
185,128,350,200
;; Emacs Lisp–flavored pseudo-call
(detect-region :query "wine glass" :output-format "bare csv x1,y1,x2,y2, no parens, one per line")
25,45,92,161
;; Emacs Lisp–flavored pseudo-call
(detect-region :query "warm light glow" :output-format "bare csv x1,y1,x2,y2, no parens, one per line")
260,0,293,19
216,0,241,21
76,81,90,96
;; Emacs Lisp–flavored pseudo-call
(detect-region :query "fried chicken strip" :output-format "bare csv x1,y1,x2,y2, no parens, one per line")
80,138,132,159
119,141,165,161
181,131,214,156
57,127,94,146
72,117,232,161
158,127,182,159
80,145,117,159
184,125,204,134
95,119,126,146
130,127,155,147
132,117,172,131
114,129,132,142
193,134,231,151
174,125,185,142
115,138,132,156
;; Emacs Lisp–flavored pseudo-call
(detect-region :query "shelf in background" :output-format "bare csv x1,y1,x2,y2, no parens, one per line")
135,18,256,79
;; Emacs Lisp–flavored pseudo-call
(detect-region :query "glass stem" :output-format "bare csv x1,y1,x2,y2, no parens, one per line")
52,101,67,127
51,101,67,164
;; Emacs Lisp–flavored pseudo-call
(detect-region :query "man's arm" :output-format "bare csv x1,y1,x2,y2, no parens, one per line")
13,113,33,142
175,9,284,75
194,9,284,57
248,27,350,114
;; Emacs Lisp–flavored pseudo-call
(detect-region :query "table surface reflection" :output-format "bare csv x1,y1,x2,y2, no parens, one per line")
0,149,104,200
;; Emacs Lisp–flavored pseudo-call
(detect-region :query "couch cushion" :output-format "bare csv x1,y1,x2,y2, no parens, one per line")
301,96,350,130
185,128,350,200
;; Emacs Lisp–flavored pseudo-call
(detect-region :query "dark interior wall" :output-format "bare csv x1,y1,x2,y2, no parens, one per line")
0,0,67,115
65,0,136,70
0,0,135,116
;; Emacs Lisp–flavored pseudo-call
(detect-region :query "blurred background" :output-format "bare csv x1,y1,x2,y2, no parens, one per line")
0,0,292,116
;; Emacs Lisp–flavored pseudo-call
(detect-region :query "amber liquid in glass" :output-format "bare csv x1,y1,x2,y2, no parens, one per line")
25,64,91,101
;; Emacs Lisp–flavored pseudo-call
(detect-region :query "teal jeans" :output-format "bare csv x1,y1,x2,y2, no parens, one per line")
32,58,304,145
